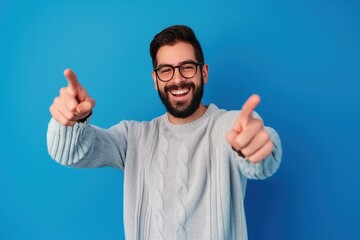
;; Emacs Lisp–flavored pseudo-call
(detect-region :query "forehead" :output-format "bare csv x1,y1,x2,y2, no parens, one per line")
156,42,196,66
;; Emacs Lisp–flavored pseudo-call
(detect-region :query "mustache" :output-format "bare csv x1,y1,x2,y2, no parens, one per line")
165,82,195,92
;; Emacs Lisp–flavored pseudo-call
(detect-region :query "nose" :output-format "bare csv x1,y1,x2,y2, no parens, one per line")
171,67,186,84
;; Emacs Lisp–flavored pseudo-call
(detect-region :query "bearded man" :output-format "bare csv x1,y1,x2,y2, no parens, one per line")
47,25,282,240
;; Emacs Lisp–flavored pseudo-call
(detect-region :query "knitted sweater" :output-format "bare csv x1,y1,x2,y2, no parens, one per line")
47,104,282,240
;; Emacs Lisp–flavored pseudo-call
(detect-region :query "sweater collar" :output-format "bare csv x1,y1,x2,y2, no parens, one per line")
162,103,218,132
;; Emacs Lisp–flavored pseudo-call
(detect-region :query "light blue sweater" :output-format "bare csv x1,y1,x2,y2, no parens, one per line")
47,104,282,240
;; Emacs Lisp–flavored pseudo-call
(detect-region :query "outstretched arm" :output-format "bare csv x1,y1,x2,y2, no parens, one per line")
47,69,126,170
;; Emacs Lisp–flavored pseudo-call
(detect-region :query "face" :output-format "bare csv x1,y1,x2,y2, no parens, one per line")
152,42,208,119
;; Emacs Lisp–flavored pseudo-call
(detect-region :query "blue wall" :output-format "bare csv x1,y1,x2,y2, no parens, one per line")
1,0,359,239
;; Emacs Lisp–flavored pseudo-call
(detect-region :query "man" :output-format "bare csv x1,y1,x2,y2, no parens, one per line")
47,25,282,239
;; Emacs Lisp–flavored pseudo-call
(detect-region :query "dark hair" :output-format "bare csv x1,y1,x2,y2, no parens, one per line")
150,25,204,68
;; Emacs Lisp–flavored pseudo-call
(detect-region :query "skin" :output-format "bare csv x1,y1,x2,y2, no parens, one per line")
226,94,274,163
49,42,273,163
49,69,95,126
151,42,209,124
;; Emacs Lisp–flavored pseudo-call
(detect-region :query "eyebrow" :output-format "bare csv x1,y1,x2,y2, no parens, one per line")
156,59,197,69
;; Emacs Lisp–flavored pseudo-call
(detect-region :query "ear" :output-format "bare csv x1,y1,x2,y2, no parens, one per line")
201,64,209,84
152,71,158,90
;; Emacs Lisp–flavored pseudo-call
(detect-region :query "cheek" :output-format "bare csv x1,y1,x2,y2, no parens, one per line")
152,72,159,90
157,82,167,93
154,79,162,91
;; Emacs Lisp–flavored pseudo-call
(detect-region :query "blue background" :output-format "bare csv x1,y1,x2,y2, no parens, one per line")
1,0,359,239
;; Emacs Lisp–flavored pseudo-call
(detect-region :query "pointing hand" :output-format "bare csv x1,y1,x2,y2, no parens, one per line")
49,69,96,126
226,94,274,163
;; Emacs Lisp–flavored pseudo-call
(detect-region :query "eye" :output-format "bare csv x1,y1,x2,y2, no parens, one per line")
181,63,196,71
159,66,172,74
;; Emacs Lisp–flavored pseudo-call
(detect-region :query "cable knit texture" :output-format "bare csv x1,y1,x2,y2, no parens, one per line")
151,133,169,240
175,144,190,239
47,104,282,240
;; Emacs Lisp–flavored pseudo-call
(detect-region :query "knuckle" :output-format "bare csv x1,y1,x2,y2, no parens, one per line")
254,119,263,128
241,148,250,157
226,132,233,143
60,95,77,112
235,136,246,149
260,130,270,142
64,111,75,121
67,102,77,112
249,154,262,163
49,105,57,114
53,96,60,105
90,98,96,107
266,141,274,152
61,86,76,96
238,115,247,125
49,105,55,115
59,87,67,95
62,119,74,126
231,140,241,150
227,130,237,141
62,119,70,126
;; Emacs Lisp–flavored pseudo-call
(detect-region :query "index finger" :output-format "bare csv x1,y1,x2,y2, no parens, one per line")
233,94,261,131
240,94,260,119
64,68,81,89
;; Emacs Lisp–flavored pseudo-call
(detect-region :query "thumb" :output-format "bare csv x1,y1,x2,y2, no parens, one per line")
76,98,95,115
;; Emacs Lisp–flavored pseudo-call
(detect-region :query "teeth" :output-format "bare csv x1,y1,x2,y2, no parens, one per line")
170,88,190,96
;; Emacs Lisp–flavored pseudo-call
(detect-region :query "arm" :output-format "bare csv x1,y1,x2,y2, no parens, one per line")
47,117,127,170
47,69,126,169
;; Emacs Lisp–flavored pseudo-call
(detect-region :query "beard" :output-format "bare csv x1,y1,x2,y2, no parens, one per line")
157,76,204,119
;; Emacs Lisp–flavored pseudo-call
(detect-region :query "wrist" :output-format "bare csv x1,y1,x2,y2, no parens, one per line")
78,111,92,123
231,146,245,158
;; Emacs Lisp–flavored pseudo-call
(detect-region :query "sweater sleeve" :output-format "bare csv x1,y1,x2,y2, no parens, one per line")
221,110,282,180
46,117,129,170
235,126,282,180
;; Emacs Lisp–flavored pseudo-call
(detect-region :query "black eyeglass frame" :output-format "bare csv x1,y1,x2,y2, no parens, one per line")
153,61,204,82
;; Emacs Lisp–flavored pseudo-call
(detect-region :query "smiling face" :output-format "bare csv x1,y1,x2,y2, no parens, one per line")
152,41,209,123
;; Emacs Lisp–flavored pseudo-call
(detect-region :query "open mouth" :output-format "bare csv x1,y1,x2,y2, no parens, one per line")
169,87,191,97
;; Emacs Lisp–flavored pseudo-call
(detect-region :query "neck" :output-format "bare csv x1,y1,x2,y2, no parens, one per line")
167,104,208,125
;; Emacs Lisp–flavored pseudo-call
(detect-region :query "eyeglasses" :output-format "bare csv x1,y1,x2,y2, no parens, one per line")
153,61,203,82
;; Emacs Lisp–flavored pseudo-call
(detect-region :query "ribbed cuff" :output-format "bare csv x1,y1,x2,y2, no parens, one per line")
47,118,94,166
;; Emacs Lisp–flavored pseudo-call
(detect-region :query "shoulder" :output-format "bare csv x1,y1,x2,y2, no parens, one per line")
108,114,165,135
208,104,237,125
